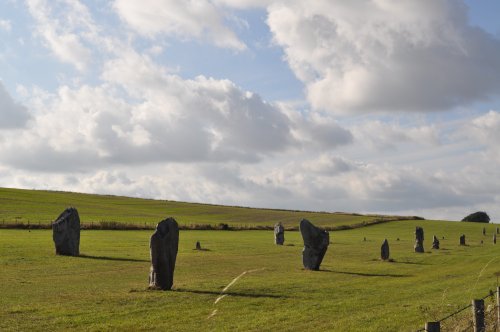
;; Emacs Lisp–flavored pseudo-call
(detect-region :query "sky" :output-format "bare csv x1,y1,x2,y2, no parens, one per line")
1,0,500,222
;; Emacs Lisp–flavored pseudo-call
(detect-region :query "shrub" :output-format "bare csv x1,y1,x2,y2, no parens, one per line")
461,211,490,223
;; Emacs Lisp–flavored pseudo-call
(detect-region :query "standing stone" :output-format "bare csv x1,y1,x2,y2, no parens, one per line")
149,218,179,290
300,219,329,271
52,207,80,256
482,227,486,236
414,227,424,253
381,239,390,260
460,234,466,246
195,241,201,250
274,222,285,245
432,235,440,249
493,234,497,245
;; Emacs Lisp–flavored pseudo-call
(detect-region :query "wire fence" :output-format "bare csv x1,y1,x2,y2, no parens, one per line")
416,288,499,331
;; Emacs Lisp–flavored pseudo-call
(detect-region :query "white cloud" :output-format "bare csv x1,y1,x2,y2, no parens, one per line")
0,82,31,128
267,0,500,114
113,0,247,50
26,0,96,71
0,19,12,32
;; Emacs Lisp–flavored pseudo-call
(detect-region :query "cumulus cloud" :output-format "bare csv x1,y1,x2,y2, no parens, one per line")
267,0,500,114
26,0,97,71
113,0,247,50
0,82,30,128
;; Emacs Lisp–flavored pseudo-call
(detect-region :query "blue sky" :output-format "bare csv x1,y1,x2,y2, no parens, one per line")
1,0,500,221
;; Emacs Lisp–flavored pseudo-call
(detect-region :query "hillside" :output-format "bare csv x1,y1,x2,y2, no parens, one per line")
0,187,422,228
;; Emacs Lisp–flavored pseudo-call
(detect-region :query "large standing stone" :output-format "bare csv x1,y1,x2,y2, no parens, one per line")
149,218,179,290
300,219,329,270
493,234,497,245
274,222,285,245
52,207,80,256
459,234,466,246
432,235,440,249
381,239,390,261
414,227,424,253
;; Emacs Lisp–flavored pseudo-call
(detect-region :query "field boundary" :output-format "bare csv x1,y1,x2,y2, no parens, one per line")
0,216,421,231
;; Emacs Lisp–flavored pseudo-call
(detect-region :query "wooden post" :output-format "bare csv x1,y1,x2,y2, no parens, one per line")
425,321,440,331
497,287,500,330
472,299,485,332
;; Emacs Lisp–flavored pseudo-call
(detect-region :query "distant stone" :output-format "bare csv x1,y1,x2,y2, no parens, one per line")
432,235,440,250
414,227,424,253
300,219,329,271
494,234,497,245
52,207,80,256
461,211,490,223
381,239,390,260
274,222,285,245
481,240,484,244
149,217,179,290
397,238,400,241
363,237,366,242
497,227,499,234
483,227,486,236
459,234,466,246
195,241,201,250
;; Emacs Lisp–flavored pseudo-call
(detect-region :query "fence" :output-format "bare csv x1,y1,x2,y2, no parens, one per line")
417,287,500,331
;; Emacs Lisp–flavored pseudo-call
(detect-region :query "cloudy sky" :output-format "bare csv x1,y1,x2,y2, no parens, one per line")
1,0,500,221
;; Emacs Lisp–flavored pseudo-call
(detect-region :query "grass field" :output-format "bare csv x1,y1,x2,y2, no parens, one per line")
1,219,499,331
0,187,418,228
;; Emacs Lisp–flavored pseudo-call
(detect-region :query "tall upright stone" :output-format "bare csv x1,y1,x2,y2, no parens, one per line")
494,234,497,245
149,217,179,290
482,227,486,236
432,235,440,249
460,234,466,246
381,239,390,260
414,226,424,253
52,207,80,256
274,222,285,245
300,219,329,270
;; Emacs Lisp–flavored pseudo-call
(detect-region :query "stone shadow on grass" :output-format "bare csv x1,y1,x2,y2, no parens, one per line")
78,254,149,263
319,269,411,278
174,288,288,299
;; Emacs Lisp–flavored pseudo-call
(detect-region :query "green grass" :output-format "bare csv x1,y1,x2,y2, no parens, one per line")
0,187,415,228
1,219,499,331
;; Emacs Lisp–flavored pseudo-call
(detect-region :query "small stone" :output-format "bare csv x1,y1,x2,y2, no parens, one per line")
459,234,466,246
149,217,179,290
432,235,440,249
381,239,390,260
274,222,285,245
396,238,400,241
482,227,486,236
52,207,80,256
414,227,424,253
363,237,366,242
195,241,201,250
300,219,329,271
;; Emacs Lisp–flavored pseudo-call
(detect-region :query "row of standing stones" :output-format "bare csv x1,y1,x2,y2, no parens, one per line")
51,207,499,290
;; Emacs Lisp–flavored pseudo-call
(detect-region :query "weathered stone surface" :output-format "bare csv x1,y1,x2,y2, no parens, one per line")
414,226,424,253
381,239,390,260
149,217,179,290
459,234,466,246
300,219,329,270
274,222,285,245
52,207,80,256
432,235,440,249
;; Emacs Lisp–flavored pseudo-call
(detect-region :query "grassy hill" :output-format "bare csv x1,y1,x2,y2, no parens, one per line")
0,187,421,229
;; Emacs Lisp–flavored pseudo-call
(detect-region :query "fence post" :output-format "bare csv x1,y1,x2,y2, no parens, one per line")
472,299,485,332
425,321,440,331
497,287,500,330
